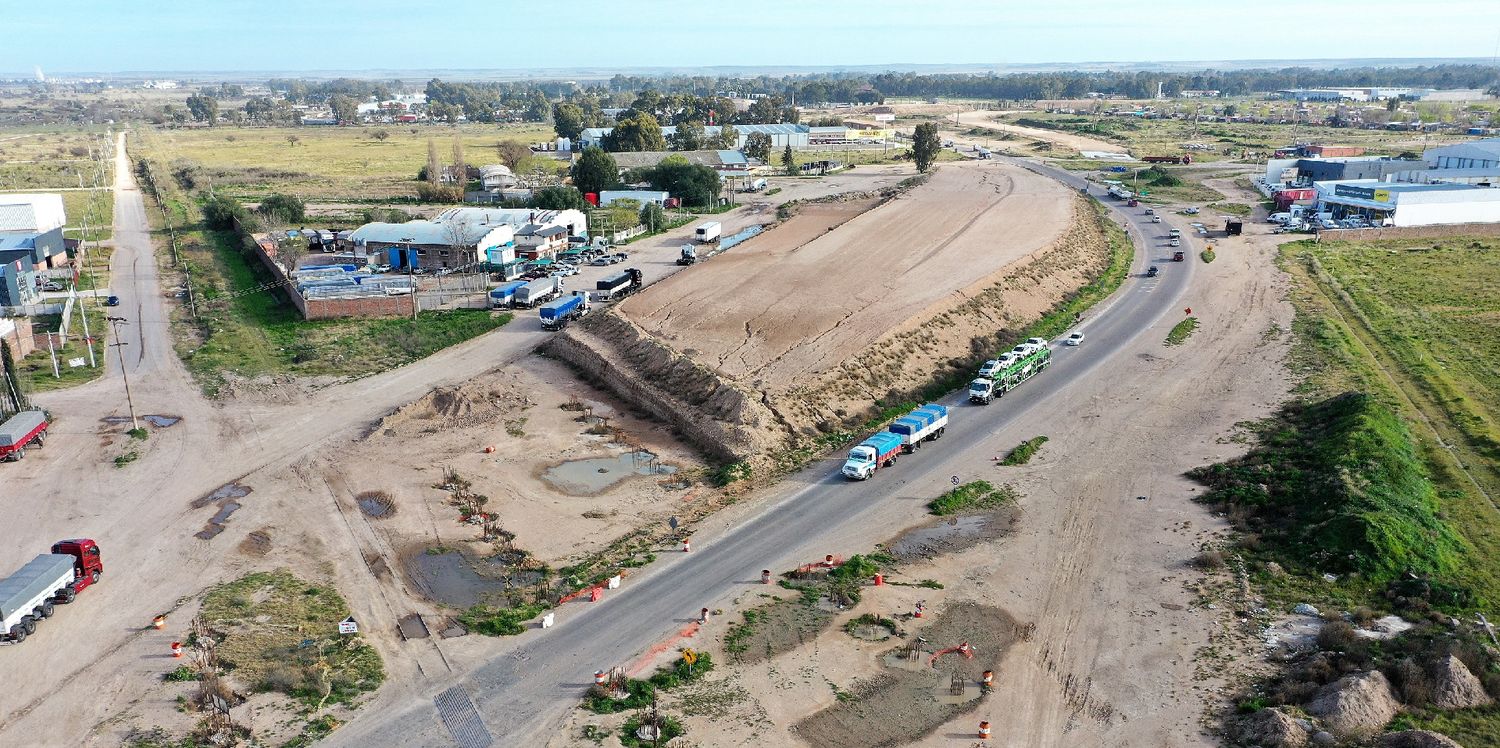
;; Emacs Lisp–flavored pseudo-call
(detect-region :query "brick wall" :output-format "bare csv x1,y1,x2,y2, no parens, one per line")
0,315,35,359
303,295,413,320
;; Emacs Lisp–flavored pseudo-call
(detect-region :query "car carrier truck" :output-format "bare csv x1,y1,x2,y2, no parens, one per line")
969,341,1051,404
1,539,103,644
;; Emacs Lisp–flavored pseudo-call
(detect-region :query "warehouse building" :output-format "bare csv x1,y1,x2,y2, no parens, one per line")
579,123,809,150
346,220,515,269
434,207,588,240
0,194,68,269
1314,179,1500,226
1263,156,1424,186
1424,138,1500,171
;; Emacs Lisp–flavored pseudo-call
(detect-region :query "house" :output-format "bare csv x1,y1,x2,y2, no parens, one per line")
0,251,39,309
0,314,36,359
346,220,515,270
478,164,518,191
0,194,68,269
513,224,570,260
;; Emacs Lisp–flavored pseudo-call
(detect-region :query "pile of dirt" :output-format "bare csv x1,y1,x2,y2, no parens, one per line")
1229,707,1307,747
375,372,533,436
1430,654,1494,709
1304,670,1399,739
1376,730,1465,748
792,602,1020,748
728,596,837,666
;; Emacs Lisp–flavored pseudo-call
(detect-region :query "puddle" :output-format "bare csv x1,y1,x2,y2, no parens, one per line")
405,551,543,609
143,414,181,428
541,451,678,496
718,224,765,251
195,501,241,540
356,491,396,518
890,514,992,561
191,482,252,509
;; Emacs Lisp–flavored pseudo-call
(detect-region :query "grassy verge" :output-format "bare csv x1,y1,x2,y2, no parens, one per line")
583,652,714,714
16,305,108,392
200,571,384,710
998,436,1048,466
458,602,548,636
928,480,1018,515
1164,316,1199,346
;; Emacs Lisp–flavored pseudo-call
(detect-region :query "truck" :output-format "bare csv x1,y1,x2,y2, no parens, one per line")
743,178,768,192
677,245,697,266
968,342,1051,404
841,431,906,480
488,280,527,309
694,222,722,243
0,410,48,462
1,539,103,644
1225,220,1244,236
1142,155,1191,165
513,275,563,309
594,268,644,301
539,291,590,331
886,404,949,453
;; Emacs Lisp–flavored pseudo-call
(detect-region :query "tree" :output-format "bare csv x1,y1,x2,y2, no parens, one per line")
429,101,462,124
673,119,705,151
329,94,360,124
745,96,791,124
244,97,275,122
286,134,300,147
533,186,589,211
452,135,467,188
426,139,441,186
553,102,586,141
570,147,620,195
372,129,390,142
744,132,773,162
912,122,941,173
602,111,666,152
782,144,796,176
714,123,740,150
257,194,305,224
185,94,218,124
640,155,721,207
639,201,667,233
496,140,532,170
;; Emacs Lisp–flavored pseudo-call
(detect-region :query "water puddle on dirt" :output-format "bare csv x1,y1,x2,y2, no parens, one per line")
541,451,678,496
890,514,992,560
191,482,252,509
405,551,543,609
718,224,765,251
355,491,396,518
143,415,181,428
195,501,242,540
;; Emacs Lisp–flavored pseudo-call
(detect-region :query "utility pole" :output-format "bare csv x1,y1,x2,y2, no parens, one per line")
400,239,417,321
104,316,138,431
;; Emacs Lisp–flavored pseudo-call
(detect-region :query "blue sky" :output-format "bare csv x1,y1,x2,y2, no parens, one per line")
9,0,1500,74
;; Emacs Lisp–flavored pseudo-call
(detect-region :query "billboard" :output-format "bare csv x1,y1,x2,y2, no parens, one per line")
1333,184,1393,203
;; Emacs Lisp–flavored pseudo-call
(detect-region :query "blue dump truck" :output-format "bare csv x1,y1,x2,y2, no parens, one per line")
488,281,527,309
539,291,590,331
886,404,949,453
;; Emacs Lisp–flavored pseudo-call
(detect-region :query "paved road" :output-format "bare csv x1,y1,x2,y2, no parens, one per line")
331,158,1197,747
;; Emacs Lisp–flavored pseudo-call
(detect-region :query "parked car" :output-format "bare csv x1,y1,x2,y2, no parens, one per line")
1065,332,1085,346
1144,208,1155,216
589,257,611,266
41,282,64,292
610,253,629,263
104,295,120,307
372,264,393,273
554,263,579,277
1151,215,1162,223
1184,207,1200,215
1146,266,1160,277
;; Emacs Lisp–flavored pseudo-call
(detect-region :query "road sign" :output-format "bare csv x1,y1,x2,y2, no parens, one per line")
67,357,86,368
682,649,697,666
338,616,358,635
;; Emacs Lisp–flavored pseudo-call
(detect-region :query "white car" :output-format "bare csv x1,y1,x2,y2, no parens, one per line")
1169,237,1181,247
1065,332,1085,346
554,263,579,277
1025,337,1049,347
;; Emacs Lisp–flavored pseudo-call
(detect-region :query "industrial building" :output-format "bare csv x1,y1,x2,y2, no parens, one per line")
434,207,587,240
579,123,809,150
597,190,669,207
1313,180,1500,226
346,220,515,270
0,194,68,269
609,150,751,177
1264,156,1425,185
1424,138,1500,171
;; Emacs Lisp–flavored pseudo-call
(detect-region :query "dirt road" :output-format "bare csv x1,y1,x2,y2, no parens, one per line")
951,110,1129,154
619,161,1072,386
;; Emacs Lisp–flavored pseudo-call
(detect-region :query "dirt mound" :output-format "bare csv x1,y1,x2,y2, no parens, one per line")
1305,670,1399,739
1376,730,1466,748
1430,654,1494,709
1230,707,1307,747
792,602,1020,748
376,372,533,436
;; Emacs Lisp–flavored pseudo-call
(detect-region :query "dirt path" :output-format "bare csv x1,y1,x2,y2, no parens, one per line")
618,161,1072,388
950,111,1129,154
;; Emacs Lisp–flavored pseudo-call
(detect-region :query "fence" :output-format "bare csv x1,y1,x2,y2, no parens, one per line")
1316,222,1500,243
133,155,198,320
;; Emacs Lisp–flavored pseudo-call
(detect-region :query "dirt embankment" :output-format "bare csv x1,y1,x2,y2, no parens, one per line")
545,163,1105,467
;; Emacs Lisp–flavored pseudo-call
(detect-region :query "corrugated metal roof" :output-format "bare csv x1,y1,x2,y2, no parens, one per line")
347,221,511,247
0,234,38,250
0,194,66,232
1426,138,1500,161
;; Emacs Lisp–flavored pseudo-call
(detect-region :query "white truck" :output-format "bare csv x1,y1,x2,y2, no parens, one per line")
694,222,722,243
513,275,563,308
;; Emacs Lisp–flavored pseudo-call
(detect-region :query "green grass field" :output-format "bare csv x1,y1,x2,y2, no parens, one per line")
145,123,556,201
16,306,108,393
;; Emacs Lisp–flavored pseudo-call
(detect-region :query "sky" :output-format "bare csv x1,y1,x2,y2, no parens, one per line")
8,0,1500,75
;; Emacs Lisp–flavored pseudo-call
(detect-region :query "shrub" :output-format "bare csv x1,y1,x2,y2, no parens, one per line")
257,193,306,224
999,436,1048,465
928,480,1018,515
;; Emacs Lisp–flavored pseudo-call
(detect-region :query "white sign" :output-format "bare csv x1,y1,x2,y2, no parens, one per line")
67,357,86,368
873,113,895,123
541,612,555,629
607,575,621,590
338,616,358,635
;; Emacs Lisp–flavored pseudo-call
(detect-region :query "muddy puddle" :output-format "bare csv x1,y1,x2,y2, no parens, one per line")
195,501,242,540
888,508,1017,562
718,224,765,251
101,414,181,428
191,482,252,509
405,550,544,609
540,451,678,496
355,491,396,518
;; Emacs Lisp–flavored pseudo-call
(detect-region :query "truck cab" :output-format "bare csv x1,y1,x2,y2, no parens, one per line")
841,431,904,480
51,539,103,591
969,377,997,405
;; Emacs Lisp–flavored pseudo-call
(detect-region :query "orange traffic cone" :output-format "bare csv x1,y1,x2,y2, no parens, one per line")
594,670,607,686
979,721,991,739
699,607,710,624
982,670,994,686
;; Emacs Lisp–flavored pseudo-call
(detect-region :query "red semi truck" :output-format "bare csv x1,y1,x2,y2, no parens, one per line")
0,410,48,462
1,539,103,644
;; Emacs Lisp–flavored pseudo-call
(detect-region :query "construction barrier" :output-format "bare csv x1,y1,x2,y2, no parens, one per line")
979,721,991,739
171,641,183,658
761,569,772,584
874,573,884,586
589,587,602,602
595,670,607,686
699,607,710,624
152,614,166,630
982,670,994,686
682,538,691,553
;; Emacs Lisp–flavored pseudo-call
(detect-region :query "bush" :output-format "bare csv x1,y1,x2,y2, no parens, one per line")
1193,550,1226,570
999,436,1048,465
415,183,463,203
459,602,547,636
928,480,1018,515
201,194,256,232
257,193,305,224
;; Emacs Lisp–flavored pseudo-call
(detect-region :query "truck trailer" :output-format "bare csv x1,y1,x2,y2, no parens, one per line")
969,343,1051,404
1,539,103,644
513,275,563,308
594,268,644,301
488,281,527,309
694,222,722,243
0,410,48,462
886,404,949,453
539,292,590,331
842,431,905,480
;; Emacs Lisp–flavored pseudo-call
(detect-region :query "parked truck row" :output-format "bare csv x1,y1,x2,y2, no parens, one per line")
1,539,103,644
842,404,949,480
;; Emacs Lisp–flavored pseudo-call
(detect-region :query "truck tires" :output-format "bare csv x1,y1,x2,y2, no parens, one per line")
8,625,25,643
37,601,54,618
58,588,76,604
22,615,36,634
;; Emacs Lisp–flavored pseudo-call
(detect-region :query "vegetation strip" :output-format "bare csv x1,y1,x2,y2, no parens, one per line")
998,436,1048,466
1165,316,1199,346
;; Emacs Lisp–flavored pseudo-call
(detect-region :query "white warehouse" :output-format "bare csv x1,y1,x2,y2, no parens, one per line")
1314,179,1500,227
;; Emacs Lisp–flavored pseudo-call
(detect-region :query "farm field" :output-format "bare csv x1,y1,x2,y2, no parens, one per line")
143,122,558,201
